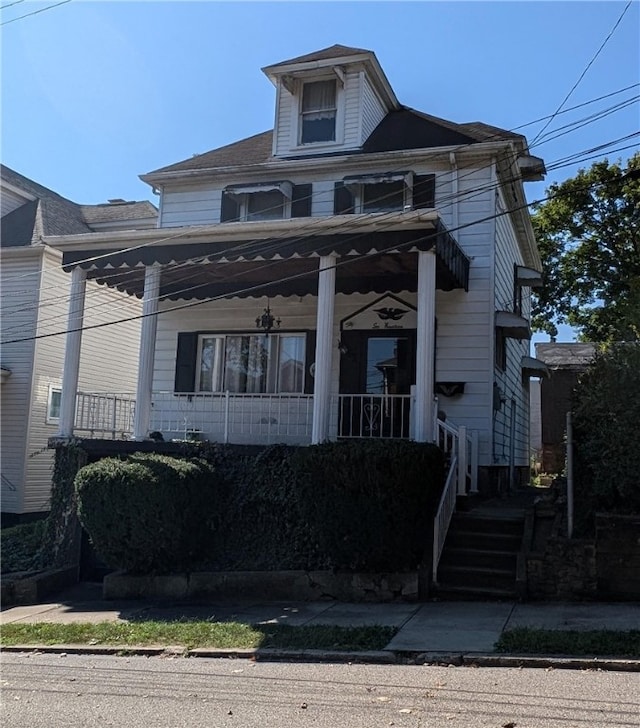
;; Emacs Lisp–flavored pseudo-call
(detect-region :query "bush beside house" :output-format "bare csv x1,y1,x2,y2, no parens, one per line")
75,441,444,577
572,343,640,534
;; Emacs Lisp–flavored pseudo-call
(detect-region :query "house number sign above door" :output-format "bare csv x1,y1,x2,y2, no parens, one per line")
340,294,417,331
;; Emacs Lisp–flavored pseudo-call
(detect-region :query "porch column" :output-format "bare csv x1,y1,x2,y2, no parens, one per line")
133,264,161,440
414,250,436,442
58,266,87,437
311,255,336,444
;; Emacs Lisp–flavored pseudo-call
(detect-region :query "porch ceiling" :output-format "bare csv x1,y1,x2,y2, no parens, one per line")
67,224,469,299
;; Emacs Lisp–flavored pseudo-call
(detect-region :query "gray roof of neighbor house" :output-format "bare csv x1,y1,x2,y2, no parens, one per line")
535,343,598,369
148,107,525,176
1,165,157,247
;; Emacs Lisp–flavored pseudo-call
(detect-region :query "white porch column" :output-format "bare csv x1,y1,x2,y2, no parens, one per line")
133,264,161,440
414,250,437,442
58,266,87,437
311,255,336,444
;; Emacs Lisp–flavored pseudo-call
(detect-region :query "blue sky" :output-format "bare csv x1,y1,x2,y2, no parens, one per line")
2,1,639,341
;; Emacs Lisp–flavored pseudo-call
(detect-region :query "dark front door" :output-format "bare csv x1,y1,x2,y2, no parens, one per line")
339,331,416,438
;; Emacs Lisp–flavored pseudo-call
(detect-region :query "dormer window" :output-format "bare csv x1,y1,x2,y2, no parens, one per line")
300,80,337,144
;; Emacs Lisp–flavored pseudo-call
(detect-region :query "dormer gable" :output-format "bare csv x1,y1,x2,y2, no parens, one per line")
262,44,399,158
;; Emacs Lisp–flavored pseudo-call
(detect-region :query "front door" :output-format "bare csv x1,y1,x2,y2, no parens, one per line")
339,331,416,438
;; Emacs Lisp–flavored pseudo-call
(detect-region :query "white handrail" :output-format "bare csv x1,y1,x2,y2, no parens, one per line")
433,454,458,584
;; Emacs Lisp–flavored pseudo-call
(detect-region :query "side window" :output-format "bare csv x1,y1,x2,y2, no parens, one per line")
495,328,507,372
47,386,62,423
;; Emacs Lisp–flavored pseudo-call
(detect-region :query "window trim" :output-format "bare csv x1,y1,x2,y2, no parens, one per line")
46,385,62,424
292,75,345,149
195,331,307,394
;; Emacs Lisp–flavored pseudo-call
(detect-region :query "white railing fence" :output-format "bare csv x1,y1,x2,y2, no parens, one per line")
149,391,314,444
74,392,136,439
331,393,412,439
432,413,479,583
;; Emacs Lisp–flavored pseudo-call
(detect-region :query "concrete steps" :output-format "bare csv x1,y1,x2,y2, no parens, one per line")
434,512,525,600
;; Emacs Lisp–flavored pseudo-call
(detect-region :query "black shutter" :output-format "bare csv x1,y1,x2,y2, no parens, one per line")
413,174,436,209
174,332,198,392
220,191,240,222
333,182,355,214
304,330,316,394
291,184,312,218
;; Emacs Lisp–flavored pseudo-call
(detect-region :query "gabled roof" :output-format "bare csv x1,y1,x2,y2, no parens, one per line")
146,108,521,176
1,165,157,247
265,44,372,68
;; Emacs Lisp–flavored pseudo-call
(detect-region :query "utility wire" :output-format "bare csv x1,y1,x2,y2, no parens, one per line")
3,129,637,332
529,0,634,146
1,0,70,26
0,0,25,10
4,156,634,346
3,78,637,297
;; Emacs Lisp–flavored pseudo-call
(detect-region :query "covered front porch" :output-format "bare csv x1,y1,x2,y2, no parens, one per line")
53,211,472,455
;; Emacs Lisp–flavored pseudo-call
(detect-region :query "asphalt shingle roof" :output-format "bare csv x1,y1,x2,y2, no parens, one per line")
265,44,372,68
148,107,521,176
1,165,157,247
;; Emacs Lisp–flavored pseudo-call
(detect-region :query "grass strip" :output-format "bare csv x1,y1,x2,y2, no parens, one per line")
0,622,396,652
496,628,640,658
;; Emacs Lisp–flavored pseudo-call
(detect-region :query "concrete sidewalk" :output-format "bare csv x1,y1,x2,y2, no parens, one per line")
2,582,639,660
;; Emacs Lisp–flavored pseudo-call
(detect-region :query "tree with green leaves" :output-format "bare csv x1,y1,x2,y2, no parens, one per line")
531,153,640,342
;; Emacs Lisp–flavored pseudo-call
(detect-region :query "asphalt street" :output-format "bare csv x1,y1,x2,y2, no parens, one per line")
2,652,639,727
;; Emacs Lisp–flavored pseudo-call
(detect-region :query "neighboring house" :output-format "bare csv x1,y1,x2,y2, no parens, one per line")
45,44,547,494
531,342,597,473
0,165,157,524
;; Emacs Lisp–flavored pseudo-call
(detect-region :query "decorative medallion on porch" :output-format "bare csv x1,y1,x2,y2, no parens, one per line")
340,294,417,331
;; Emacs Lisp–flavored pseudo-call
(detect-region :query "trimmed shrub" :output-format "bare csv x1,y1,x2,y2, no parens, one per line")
0,520,47,574
75,454,221,574
292,440,444,571
210,445,320,571
573,343,640,533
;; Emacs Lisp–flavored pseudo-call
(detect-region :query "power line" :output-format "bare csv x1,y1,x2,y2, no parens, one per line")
529,0,634,147
4,155,634,346
1,0,71,26
1,0,26,10
3,77,637,298
2,129,637,334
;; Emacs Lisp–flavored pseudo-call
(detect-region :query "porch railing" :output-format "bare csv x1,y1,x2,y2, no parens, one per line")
331,393,413,439
74,392,136,439
149,391,314,444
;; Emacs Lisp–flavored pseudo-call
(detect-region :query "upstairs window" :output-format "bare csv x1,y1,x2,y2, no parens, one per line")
300,80,336,144
333,173,435,214
220,183,312,222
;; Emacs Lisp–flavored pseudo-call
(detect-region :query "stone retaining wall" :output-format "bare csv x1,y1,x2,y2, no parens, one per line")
104,570,419,602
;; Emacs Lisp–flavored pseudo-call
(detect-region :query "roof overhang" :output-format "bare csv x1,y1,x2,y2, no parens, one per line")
521,356,550,379
517,155,546,182
516,265,543,288
343,171,412,186
225,180,293,198
262,51,399,110
140,140,516,188
496,310,531,340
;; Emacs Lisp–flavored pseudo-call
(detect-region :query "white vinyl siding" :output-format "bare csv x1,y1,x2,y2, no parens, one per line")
492,187,530,468
22,249,142,513
0,249,40,513
160,187,221,228
360,73,386,144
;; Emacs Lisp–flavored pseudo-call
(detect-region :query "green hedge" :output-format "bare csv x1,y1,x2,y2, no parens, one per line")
573,343,640,533
75,454,222,574
77,441,445,575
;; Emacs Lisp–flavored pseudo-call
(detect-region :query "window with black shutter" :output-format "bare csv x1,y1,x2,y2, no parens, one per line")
291,184,312,218
412,174,436,209
334,182,355,214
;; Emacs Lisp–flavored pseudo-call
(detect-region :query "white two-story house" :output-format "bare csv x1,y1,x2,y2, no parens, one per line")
45,45,547,496
0,165,157,524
